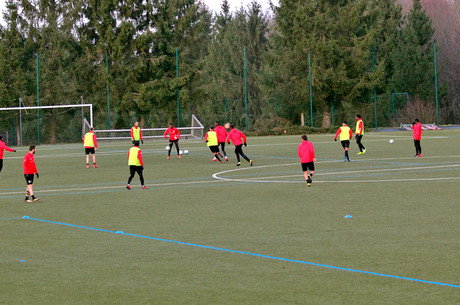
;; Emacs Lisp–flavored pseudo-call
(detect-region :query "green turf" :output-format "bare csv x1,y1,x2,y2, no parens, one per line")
1,130,460,304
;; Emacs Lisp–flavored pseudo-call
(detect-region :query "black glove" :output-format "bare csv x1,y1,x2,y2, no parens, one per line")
142,166,144,170
141,140,143,144
13,150,16,152
412,121,416,125
244,142,247,147
206,140,208,143
36,173,39,178
334,138,337,141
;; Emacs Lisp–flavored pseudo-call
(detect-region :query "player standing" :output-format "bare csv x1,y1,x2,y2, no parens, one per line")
412,118,422,157
226,124,253,166
131,121,144,144
214,121,228,161
83,127,98,168
126,141,147,190
355,114,366,155
334,121,353,162
23,145,39,202
164,123,181,159
0,136,16,175
205,126,222,163
298,135,316,187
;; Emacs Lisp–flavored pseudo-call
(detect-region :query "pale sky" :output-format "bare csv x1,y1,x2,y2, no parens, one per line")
0,0,278,25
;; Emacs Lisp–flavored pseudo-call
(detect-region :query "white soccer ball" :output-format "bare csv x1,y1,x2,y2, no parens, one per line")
389,139,394,144
165,145,170,150
184,150,189,155
179,150,184,155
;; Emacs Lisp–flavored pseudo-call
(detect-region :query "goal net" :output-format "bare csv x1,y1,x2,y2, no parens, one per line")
0,100,93,146
91,114,204,140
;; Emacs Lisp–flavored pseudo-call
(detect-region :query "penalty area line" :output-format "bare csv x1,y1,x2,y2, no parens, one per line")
21,216,460,289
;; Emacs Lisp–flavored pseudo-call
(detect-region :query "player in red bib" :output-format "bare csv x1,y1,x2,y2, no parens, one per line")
0,135,16,176
23,145,39,202
298,135,316,187
164,123,181,159
412,118,422,157
226,124,253,166
214,121,228,161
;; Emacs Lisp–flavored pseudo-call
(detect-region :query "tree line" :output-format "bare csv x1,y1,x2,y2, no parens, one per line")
0,0,457,143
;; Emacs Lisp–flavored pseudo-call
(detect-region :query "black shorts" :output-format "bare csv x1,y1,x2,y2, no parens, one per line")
24,174,34,185
301,162,315,172
85,147,95,154
209,145,219,153
341,140,350,149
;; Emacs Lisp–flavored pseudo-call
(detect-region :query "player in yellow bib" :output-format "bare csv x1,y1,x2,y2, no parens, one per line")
83,127,98,168
355,114,366,155
131,122,143,144
334,121,353,162
126,141,146,190
205,126,222,163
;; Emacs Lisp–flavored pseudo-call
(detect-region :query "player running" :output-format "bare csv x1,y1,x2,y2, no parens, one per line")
298,135,316,187
334,121,353,162
164,123,181,159
131,121,144,144
412,118,422,157
23,145,39,202
205,126,222,163
83,127,98,168
214,121,228,161
355,114,366,155
126,141,147,190
226,124,253,167
0,135,16,176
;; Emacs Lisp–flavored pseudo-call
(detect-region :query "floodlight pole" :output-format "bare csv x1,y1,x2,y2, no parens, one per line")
36,52,40,145
19,98,23,146
106,51,110,129
434,43,439,126
244,46,248,131
308,49,313,127
176,47,180,127
372,48,377,129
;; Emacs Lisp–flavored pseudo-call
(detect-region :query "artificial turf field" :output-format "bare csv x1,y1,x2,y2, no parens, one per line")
1,129,460,305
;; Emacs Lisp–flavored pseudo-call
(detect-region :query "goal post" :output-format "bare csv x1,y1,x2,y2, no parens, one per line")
93,114,204,140
0,103,93,146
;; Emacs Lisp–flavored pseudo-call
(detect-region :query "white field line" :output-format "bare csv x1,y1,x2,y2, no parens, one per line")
212,164,460,184
233,164,460,180
0,179,217,196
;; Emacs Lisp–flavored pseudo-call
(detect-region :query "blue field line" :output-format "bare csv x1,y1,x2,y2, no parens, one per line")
21,216,460,289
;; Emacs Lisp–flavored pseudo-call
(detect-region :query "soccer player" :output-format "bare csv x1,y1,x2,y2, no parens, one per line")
355,114,366,155
226,124,253,166
131,121,144,144
164,123,181,159
412,118,422,157
0,135,16,175
214,121,228,161
205,126,222,163
334,121,353,162
298,135,316,187
23,145,39,203
83,127,98,168
126,141,147,190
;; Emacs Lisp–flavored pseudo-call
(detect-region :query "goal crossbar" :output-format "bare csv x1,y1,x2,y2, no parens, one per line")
0,104,94,127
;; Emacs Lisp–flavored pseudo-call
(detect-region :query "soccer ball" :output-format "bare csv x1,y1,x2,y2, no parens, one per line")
184,150,189,155
179,150,184,155
165,145,170,150
389,139,394,144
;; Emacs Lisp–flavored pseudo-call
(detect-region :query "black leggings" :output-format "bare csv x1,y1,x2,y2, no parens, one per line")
356,134,365,152
168,140,180,156
218,142,227,156
128,165,144,185
234,144,249,162
0,159,3,174
414,140,422,155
